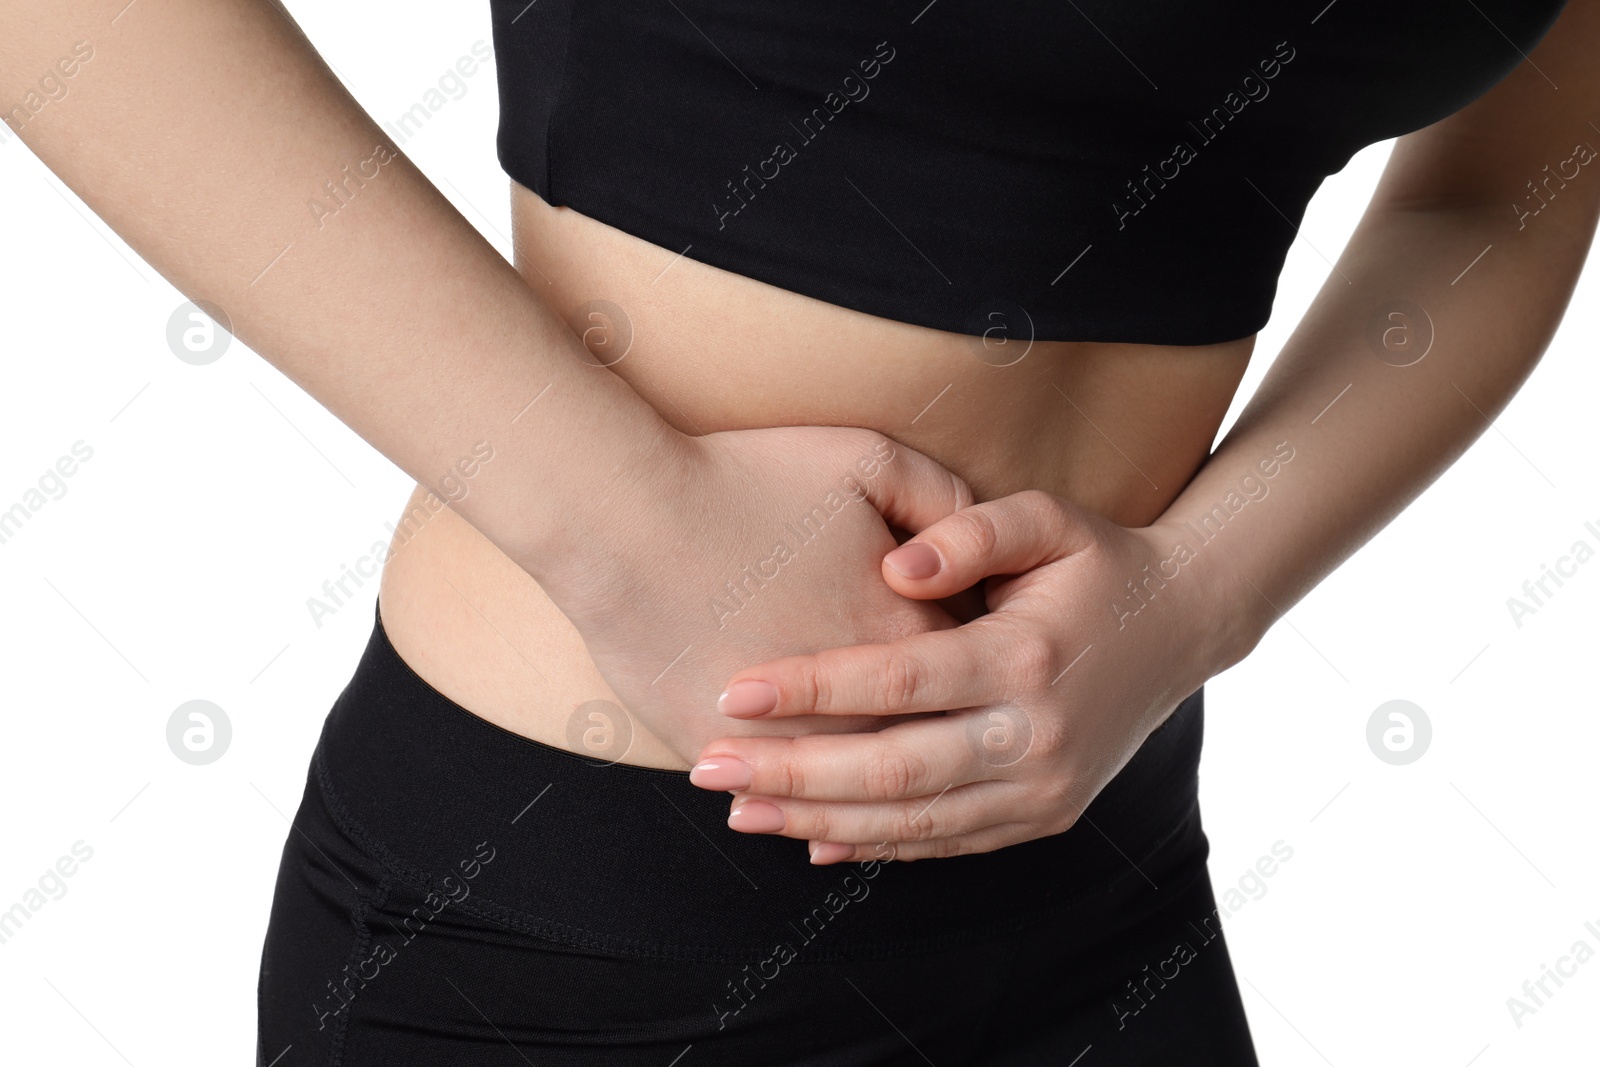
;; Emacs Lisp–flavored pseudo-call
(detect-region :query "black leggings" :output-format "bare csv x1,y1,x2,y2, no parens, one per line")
257,601,1258,1065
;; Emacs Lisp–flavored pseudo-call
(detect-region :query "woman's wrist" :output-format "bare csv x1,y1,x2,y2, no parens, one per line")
1136,514,1270,684
481,377,700,596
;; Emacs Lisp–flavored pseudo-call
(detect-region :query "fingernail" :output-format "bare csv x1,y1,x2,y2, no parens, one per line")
718,680,778,718
728,800,785,833
884,542,940,579
690,758,752,791
809,842,855,865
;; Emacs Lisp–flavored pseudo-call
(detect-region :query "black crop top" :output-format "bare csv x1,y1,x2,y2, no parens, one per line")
488,0,1567,346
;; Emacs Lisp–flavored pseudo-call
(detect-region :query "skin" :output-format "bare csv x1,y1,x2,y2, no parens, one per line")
6,1,1597,870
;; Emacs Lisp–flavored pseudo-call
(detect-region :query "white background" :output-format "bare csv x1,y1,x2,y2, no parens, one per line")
1,3,1596,1065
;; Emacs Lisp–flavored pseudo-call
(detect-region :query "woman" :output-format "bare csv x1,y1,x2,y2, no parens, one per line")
5,0,1594,1063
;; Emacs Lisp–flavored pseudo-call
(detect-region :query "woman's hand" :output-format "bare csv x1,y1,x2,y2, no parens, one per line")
530,425,977,765
688,490,1250,861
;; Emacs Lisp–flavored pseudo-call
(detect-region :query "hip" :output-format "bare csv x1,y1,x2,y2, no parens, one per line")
256,601,1250,1064
318,599,1209,957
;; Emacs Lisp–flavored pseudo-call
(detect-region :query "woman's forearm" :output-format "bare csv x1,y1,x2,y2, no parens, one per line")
1163,191,1600,673
1,0,687,576
1153,4,1600,674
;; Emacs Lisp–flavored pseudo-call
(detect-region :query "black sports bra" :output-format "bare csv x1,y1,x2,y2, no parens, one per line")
488,0,1566,346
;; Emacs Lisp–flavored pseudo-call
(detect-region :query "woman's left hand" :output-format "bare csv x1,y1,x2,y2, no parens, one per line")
688,489,1246,862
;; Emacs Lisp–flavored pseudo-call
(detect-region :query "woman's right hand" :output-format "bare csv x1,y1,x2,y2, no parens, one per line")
526,425,977,765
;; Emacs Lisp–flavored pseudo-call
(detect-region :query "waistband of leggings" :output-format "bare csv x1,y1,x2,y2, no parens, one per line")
310,598,1206,962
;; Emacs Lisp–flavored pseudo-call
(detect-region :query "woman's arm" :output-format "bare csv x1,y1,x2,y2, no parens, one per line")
1,0,678,568
687,0,1600,860
1176,0,1600,662
3,0,979,758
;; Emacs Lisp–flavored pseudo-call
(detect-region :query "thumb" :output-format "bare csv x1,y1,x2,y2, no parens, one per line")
852,436,975,538
879,490,1088,599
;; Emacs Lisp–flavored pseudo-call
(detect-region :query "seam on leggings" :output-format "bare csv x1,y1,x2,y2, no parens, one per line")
311,732,1202,964
325,869,390,1067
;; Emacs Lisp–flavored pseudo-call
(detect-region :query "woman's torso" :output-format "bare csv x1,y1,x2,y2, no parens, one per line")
375,183,1254,770
373,0,1577,769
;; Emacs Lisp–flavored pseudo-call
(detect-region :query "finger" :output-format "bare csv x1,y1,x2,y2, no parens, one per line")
719,616,1048,718
854,434,976,537
807,822,1036,865
725,779,1015,844
693,715,989,801
880,490,1094,599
